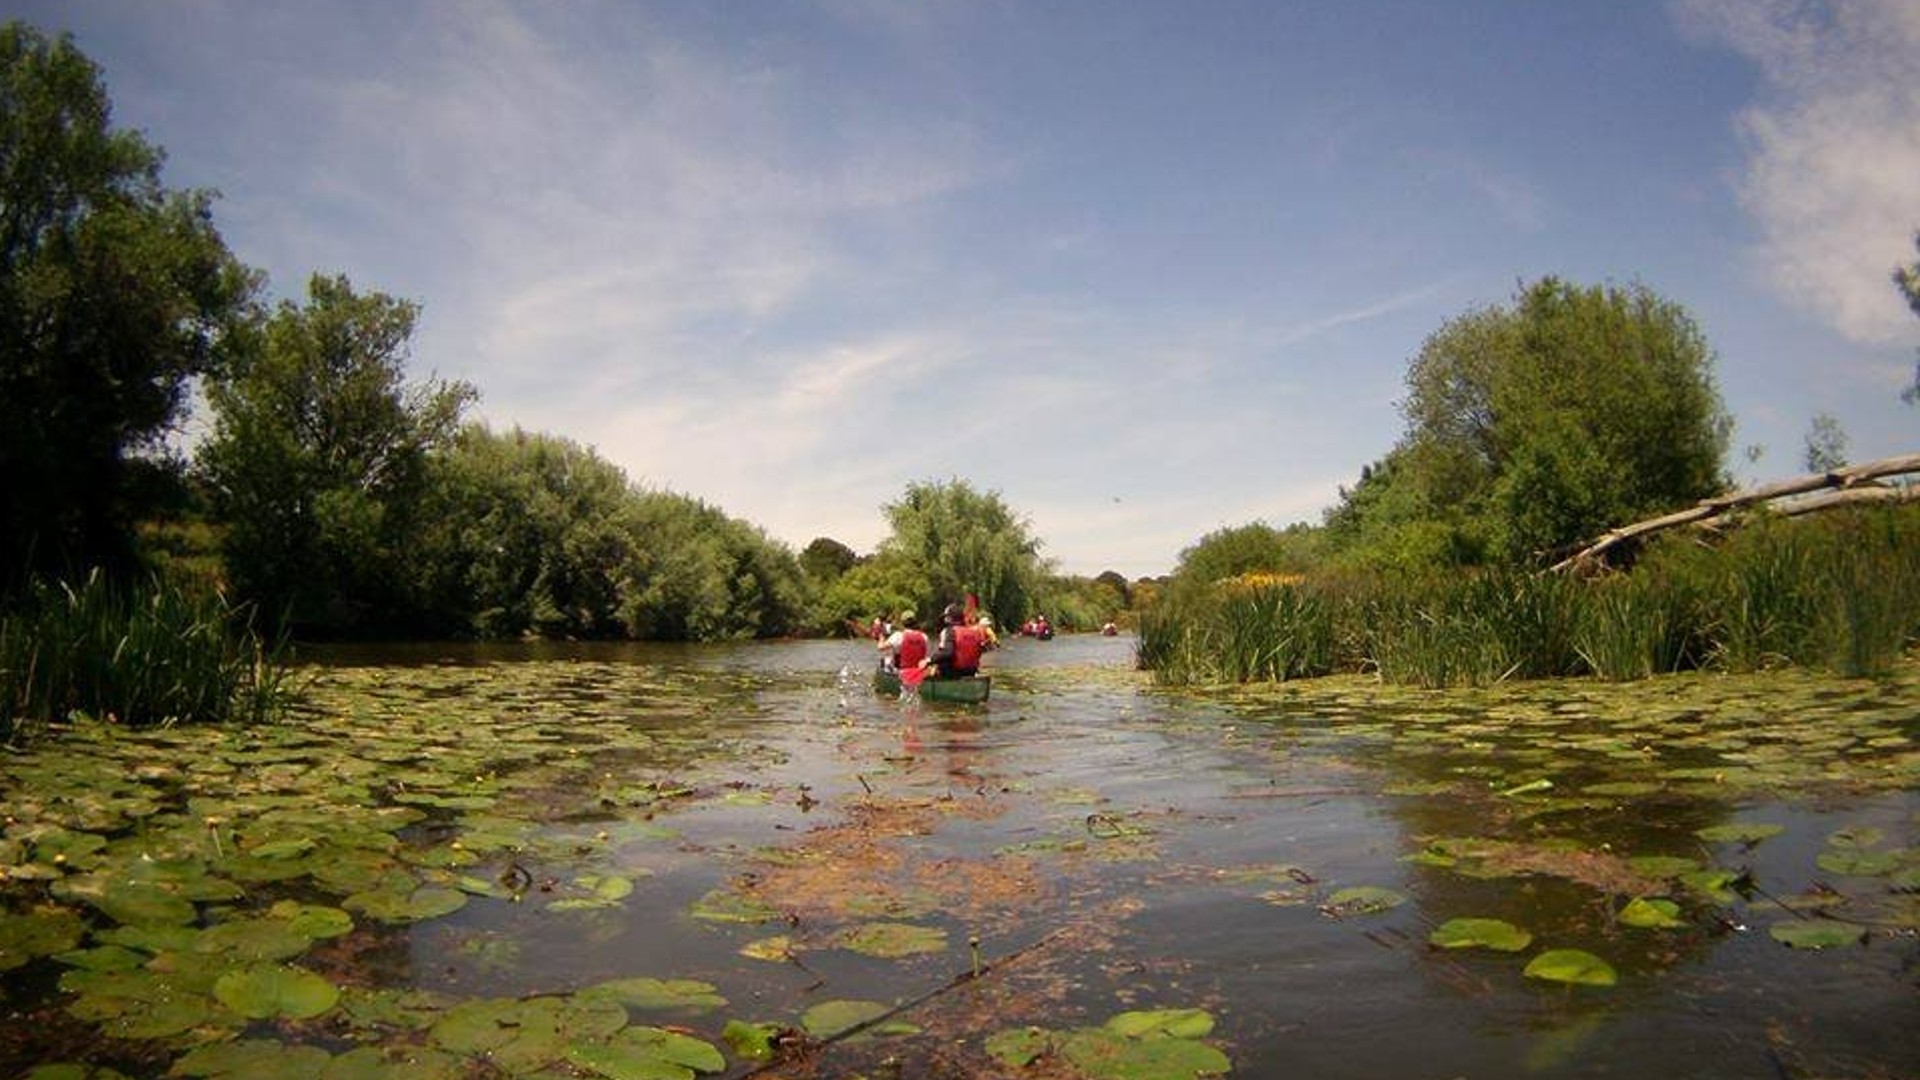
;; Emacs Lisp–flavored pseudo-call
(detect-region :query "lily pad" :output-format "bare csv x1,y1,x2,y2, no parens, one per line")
721,1019,783,1061
1815,849,1901,876
1522,949,1617,987
1619,898,1686,929
1694,823,1784,845
171,1038,334,1078
213,963,340,1019
1322,885,1407,917
688,887,781,924
344,885,468,924
1769,920,1867,949
1058,1027,1232,1080
0,907,86,971
1105,1008,1216,1039
839,921,948,958
985,1027,1051,1068
580,976,727,1012
801,998,891,1038
566,1025,725,1080
1428,917,1532,952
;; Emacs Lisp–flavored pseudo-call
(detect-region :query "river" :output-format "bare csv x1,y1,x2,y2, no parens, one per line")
1,634,1914,1078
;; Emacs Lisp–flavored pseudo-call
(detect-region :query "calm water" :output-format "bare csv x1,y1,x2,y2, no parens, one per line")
4,634,1915,1078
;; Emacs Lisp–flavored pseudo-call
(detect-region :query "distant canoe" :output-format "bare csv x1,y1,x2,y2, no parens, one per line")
874,669,991,703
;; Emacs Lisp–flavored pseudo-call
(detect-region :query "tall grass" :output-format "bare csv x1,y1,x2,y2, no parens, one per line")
1136,504,1920,688
1,571,295,741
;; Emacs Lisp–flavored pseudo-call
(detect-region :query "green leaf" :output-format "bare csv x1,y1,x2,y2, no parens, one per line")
985,1027,1052,1068
566,1025,725,1080
688,887,781,924
801,999,890,1038
721,1019,782,1061
1323,885,1407,916
1619,898,1686,929
1694,822,1784,845
1428,917,1532,952
170,1038,333,1078
580,976,727,1013
0,908,86,971
1769,921,1867,949
1058,1027,1231,1080
213,964,340,1019
838,922,948,958
1522,949,1617,987
1104,1008,1215,1039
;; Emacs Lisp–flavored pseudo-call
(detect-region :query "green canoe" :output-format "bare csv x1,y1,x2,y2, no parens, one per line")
874,669,991,703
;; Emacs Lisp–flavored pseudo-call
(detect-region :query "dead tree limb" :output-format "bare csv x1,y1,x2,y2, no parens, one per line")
1550,452,1920,573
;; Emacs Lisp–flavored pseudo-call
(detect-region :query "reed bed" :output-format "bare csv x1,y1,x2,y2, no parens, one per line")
1,570,294,740
1138,505,1920,687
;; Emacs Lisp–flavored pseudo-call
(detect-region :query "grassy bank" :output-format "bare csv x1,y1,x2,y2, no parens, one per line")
1139,505,1920,687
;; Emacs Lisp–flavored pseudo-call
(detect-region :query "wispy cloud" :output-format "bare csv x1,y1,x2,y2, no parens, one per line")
1676,0,1920,345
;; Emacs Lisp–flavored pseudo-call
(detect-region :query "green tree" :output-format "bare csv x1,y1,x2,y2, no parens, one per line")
0,22,256,589
878,479,1046,628
1364,278,1730,564
198,274,474,632
1173,522,1324,583
799,537,860,583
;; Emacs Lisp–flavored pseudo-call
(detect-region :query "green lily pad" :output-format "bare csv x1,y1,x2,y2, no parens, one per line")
1815,849,1901,876
431,994,627,1073
317,1044,466,1080
566,1025,725,1079
688,887,781,924
170,1038,333,1078
344,885,468,924
213,963,340,1019
1323,885,1407,917
0,907,86,971
721,1019,783,1061
580,976,727,1012
1058,1027,1232,1080
269,901,354,939
1105,1008,1216,1039
1694,823,1784,845
1619,898,1686,929
1769,920,1867,949
839,921,948,958
801,998,891,1038
1826,826,1883,849
195,917,317,962
1428,917,1533,952
1523,949,1617,987
738,935,794,962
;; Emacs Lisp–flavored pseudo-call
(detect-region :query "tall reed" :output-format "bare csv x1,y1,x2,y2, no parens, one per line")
0,571,295,740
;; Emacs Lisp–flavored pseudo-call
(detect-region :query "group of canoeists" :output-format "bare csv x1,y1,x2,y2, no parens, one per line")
874,602,996,693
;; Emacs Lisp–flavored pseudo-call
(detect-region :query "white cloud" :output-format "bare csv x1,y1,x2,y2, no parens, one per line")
1677,0,1920,345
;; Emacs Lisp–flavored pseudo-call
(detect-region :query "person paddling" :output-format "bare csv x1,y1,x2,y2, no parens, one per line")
879,612,931,694
930,603,987,678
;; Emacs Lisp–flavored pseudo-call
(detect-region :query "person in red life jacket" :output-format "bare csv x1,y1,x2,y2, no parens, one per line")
879,612,931,691
930,603,986,678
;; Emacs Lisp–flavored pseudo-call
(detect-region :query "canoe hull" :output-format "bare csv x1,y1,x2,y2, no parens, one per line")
874,669,991,703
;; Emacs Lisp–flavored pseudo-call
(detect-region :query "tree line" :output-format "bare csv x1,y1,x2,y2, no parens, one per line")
0,22,1127,645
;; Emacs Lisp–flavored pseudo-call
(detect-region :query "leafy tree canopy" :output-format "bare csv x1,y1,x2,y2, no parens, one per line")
878,478,1045,629
0,21,256,589
1333,277,1731,566
198,274,474,632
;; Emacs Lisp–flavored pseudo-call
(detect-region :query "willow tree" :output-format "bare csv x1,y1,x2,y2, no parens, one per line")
879,479,1045,628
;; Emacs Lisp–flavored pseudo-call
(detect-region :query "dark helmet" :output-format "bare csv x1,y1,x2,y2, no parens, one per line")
942,603,964,624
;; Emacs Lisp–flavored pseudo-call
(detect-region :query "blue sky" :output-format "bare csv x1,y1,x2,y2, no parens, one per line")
14,0,1920,576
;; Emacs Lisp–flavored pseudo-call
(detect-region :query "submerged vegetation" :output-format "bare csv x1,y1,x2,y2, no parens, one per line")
1140,504,1920,687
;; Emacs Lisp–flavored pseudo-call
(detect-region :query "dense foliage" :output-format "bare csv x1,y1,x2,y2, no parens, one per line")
0,23,256,591
875,479,1047,629
414,427,807,641
1327,278,1732,568
1140,505,1920,688
198,275,476,635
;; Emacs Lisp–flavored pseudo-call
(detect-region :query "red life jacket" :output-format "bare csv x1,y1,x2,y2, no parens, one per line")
951,625,984,672
897,629,929,670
